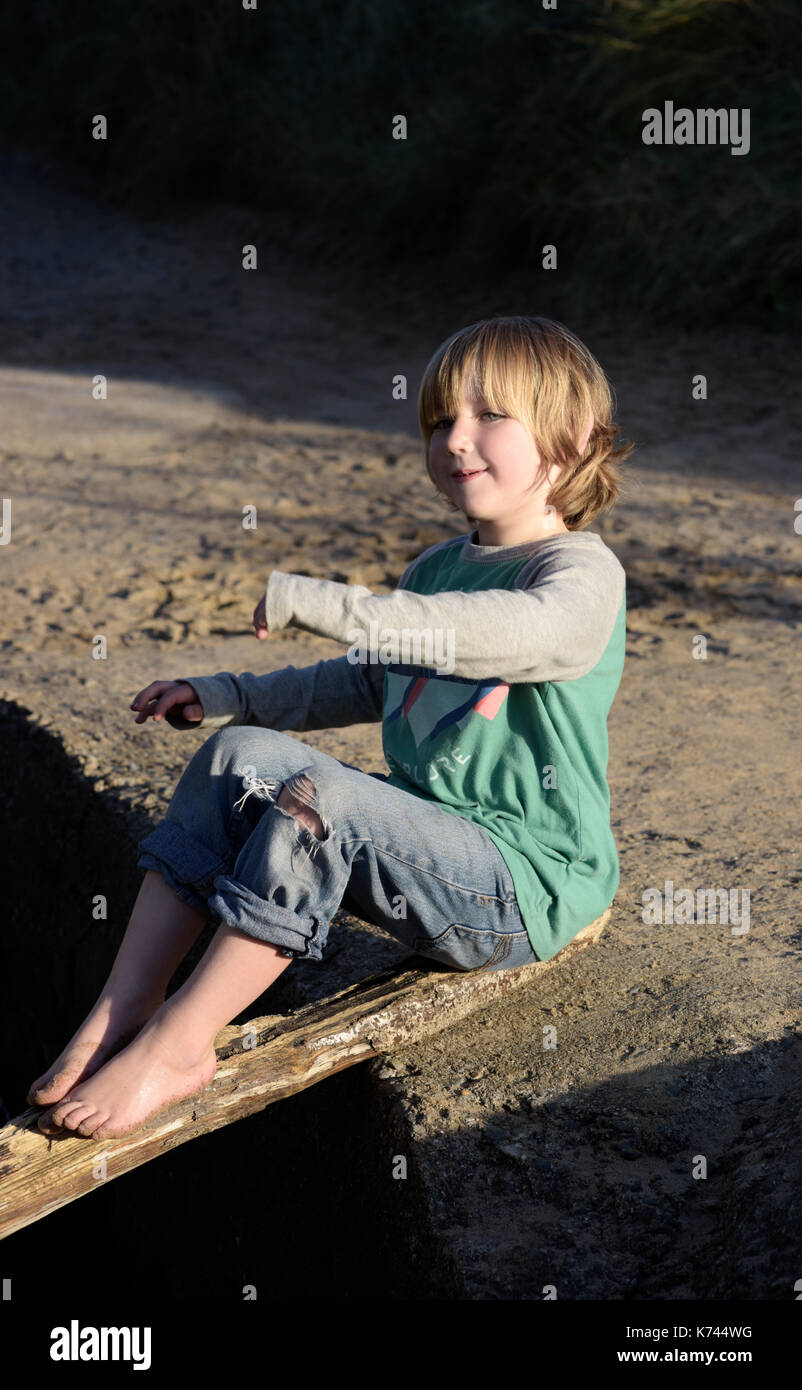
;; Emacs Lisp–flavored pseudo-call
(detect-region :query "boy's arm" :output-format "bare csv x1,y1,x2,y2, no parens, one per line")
164,653,385,731
263,540,626,684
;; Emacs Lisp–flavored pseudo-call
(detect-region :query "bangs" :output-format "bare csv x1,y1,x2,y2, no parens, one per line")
418,322,536,441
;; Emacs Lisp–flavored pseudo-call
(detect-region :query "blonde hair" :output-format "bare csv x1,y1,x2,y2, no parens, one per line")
417,314,635,530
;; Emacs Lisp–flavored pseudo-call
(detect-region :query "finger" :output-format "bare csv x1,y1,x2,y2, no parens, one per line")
151,688,189,721
130,681,170,710
132,694,164,723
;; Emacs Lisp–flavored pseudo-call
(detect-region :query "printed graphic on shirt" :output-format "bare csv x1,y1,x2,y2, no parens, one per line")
384,667,510,749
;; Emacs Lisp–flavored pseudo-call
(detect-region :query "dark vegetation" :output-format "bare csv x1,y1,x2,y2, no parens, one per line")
0,0,797,328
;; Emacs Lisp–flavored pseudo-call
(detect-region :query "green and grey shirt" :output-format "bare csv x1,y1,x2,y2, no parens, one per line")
166,528,626,961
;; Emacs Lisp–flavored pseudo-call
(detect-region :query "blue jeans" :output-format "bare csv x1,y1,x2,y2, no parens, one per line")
136,726,539,973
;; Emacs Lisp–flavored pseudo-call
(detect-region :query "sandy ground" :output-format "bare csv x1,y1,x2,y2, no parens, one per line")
1,144,800,1298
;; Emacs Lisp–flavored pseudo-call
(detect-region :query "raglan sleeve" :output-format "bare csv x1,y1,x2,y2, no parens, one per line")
163,654,386,732
263,545,625,684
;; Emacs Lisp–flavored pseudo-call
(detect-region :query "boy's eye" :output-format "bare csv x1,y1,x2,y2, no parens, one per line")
432,410,503,429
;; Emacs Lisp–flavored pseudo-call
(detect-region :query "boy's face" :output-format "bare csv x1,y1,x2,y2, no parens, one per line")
427,386,565,546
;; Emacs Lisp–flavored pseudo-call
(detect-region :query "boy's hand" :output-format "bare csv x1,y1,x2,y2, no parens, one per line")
130,681,204,724
253,594,269,640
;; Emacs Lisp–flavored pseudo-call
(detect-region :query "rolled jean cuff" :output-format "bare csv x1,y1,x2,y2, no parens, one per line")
136,821,230,917
207,874,325,961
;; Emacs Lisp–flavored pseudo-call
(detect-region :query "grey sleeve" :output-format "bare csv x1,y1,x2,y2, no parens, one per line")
164,653,385,731
263,541,626,684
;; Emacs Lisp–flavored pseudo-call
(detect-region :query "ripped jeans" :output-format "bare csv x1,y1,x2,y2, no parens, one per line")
135,726,540,972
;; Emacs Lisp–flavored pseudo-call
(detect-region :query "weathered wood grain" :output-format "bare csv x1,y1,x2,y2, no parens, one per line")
0,910,608,1238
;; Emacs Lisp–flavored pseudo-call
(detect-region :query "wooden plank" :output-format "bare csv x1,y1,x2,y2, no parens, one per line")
0,909,609,1238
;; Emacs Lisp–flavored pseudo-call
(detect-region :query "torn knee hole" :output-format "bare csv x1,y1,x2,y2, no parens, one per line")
276,776,327,840
282,772,317,806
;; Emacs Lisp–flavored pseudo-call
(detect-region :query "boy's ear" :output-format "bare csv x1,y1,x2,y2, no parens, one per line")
578,412,595,455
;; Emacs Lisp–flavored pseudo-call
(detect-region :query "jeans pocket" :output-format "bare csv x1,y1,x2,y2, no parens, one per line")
412,922,509,973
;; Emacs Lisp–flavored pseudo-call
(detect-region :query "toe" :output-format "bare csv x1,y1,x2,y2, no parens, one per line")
46,1099,81,1127
87,1115,120,1140
28,1075,55,1103
60,1105,94,1132
29,1069,76,1105
75,1112,103,1136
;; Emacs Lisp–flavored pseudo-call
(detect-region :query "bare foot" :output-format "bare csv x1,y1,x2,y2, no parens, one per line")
36,1004,218,1139
27,990,165,1109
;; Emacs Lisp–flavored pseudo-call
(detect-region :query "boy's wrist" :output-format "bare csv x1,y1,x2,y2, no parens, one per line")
265,571,294,633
